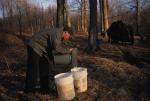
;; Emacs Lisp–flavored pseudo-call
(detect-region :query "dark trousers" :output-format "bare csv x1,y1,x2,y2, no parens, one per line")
25,46,78,92
71,48,78,67
25,46,50,91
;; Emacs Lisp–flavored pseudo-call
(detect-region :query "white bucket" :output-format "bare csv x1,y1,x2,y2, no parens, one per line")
54,73,75,101
71,67,88,93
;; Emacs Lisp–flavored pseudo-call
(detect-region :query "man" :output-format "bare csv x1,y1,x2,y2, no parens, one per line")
25,27,77,93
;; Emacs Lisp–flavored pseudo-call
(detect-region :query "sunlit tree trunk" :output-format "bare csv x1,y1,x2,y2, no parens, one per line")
80,0,87,32
64,0,71,27
77,17,80,31
67,15,71,27
81,0,84,31
103,0,109,39
83,0,87,33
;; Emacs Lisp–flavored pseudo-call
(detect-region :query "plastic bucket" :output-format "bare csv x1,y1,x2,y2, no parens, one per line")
71,67,88,93
54,73,75,101
53,54,71,65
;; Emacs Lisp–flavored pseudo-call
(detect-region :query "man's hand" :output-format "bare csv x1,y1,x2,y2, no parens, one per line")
69,48,73,52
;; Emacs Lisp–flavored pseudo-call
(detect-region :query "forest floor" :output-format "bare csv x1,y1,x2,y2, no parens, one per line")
0,33,150,101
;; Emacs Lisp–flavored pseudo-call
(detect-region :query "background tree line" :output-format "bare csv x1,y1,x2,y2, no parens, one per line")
0,0,56,35
0,0,149,48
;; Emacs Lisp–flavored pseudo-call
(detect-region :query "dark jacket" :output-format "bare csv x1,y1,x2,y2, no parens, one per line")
28,28,70,57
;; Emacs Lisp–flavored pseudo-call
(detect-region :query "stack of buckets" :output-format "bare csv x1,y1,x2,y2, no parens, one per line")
54,67,88,100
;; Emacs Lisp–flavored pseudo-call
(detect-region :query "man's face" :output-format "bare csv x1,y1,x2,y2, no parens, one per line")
62,31,70,41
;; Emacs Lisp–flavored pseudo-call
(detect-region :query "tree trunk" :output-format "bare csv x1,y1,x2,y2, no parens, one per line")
57,0,70,28
102,0,109,39
56,0,64,28
18,9,22,36
16,1,23,35
0,1,5,30
81,0,84,31
88,0,98,51
67,15,71,27
136,0,140,34
9,0,13,27
80,0,87,32
83,0,87,33
99,0,104,35
63,0,67,26
64,0,71,27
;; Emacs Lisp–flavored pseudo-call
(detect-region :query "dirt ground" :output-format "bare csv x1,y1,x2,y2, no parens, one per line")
0,33,150,101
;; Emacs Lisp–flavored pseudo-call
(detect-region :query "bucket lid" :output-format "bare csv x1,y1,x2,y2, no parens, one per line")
71,67,87,80
71,67,87,72
54,72,73,85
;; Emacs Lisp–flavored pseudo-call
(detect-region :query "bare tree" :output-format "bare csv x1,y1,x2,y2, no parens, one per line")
16,1,23,35
88,0,98,51
83,0,87,32
99,0,104,34
102,0,109,39
81,0,84,31
135,0,140,34
56,0,70,28
0,0,6,29
56,0,64,28
64,0,71,27
80,0,88,32
47,5,57,28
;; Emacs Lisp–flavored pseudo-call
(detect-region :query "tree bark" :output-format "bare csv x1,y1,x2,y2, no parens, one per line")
56,0,64,28
64,0,71,27
83,0,87,33
88,0,98,51
16,1,23,35
80,0,87,32
99,0,104,34
81,0,84,31
135,0,140,34
57,0,70,28
102,0,109,39
0,0,6,29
